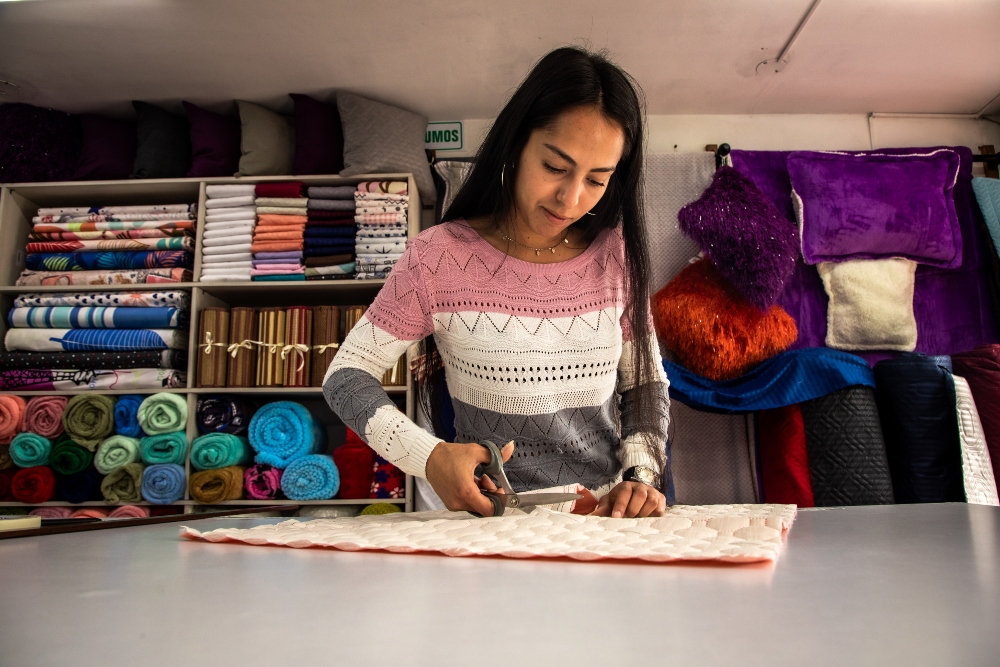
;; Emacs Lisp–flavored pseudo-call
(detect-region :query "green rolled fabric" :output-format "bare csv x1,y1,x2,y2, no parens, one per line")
190,433,252,471
139,431,188,466
62,394,117,451
137,393,188,435
49,436,93,475
94,435,141,474
100,462,144,503
9,432,52,467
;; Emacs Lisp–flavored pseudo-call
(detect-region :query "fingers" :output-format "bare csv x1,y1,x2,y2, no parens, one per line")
625,483,648,518
590,492,613,516
460,484,498,517
500,440,515,462
479,474,498,492
611,487,631,519
639,491,663,518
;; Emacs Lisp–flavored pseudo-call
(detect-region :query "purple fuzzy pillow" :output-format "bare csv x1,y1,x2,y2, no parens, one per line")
290,93,344,175
71,114,136,180
0,103,81,183
678,166,800,310
787,149,962,268
183,101,241,177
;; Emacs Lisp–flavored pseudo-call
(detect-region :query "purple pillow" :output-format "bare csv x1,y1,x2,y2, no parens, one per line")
71,114,136,181
183,101,241,177
787,149,963,268
678,166,800,310
0,103,81,183
290,93,344,175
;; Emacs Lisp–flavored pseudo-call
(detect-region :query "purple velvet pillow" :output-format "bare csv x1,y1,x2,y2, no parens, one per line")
678,166,800,310
290,93,344,175
0,103,81,183
787,149,963,268
71,114,136,181
183,101,241,177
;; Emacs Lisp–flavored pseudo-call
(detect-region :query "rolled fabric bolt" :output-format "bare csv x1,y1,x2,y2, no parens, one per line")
137,393,187,435
29,507,72,518
9,432,52,468
11,466,56,503
280,455,339,501
100,462,144,503
62,394,117,450
49,437,94,475
71,508,109,519
56,468,102,503
244,464,282,500
139,432,188,466
190,433,252,471
0,395,27,445
0,445,12,470
21,395,68,438
108,505,150,519
113,394,145,437
360,503,402,516
196,395,257,435
94,435,141,474
248,401,324,468
141,463,186,504
188,465,244,503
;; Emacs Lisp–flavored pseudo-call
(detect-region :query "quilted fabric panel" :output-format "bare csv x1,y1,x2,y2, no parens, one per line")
953,375,1000,505
952,346,1000,485
800,386,894,506
181,504,797,565
668,402,757,505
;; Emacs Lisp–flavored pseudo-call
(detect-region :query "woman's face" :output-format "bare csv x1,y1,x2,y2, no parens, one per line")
513,105,625,240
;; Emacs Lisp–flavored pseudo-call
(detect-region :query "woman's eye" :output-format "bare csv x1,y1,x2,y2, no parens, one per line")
588,179,606,188
543,162,566,174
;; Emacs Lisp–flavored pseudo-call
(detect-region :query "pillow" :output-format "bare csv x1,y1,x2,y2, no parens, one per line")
71,114,136,181
132,101,191,179
337,91,436,203
818,258,917,352
183,101,241,177
290,93,343,175
433,158,474,217
652,258,798,381
678,165,799,309
787,150,962,268
236,101,295,176
0,103,81,183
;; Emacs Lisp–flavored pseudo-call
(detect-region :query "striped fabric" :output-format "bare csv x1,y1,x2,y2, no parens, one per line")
8,306,185,329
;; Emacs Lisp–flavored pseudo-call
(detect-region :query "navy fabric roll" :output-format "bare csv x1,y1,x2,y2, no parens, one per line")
303,227,357,239
196,395,257,435
874,353,964,503
56,466,103,503
114,394,145,437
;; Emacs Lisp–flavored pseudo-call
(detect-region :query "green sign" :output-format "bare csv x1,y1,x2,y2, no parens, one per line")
425,121,463,150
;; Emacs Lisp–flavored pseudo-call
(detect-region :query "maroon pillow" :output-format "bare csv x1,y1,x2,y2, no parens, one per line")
290,93,344,175
71,114,136,181
183,101,241,177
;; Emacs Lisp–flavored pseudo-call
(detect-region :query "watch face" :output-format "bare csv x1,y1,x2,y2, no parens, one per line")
634,466,655,485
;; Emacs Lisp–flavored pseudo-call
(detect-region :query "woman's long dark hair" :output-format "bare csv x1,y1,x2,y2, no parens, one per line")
418,46,667,475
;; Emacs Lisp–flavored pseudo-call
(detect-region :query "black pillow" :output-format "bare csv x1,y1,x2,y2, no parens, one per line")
132,101,191,178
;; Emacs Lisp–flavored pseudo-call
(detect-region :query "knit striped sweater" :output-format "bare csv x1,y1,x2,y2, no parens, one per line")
323,219,670,492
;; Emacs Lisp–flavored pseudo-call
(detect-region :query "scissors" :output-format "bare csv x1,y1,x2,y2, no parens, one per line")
474,440,582,517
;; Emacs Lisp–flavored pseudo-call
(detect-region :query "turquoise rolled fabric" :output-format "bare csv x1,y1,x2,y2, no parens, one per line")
94,435,141,474
9,432,52,468
139,431,188,466
190,433,252,471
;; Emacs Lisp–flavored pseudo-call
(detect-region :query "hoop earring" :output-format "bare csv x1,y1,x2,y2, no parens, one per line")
585,210,597,216
501,165,505,189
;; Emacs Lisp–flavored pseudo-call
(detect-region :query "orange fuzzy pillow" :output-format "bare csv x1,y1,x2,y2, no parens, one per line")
653,258,798,381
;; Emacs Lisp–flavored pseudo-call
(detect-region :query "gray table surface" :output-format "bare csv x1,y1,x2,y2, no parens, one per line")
1,503,998,666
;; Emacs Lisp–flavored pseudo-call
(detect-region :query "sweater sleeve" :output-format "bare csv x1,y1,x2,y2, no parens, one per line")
322,242,443,478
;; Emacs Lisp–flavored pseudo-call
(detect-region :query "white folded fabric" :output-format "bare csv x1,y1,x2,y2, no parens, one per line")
203,235,253,248
201,260,253,269
204,226,254,239
205,207,257,221
201,251,253,263
199,272,251,282
256,206,308,216
206,184,256,198
205,196,255,209
204,220,256,232
203,243,252,255
255,197,308,207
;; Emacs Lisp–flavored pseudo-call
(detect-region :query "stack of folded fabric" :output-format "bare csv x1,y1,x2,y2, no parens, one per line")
304,186,357,280
201,184,256,282
18,204,196,286
251,181,307,281
0,290,189,390
354,181,409,280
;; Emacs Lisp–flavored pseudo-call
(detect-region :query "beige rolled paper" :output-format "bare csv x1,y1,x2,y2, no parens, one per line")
255,307,287,387
310,306,341,387
197,307,230,388
282,306,313,388
227,307,258,388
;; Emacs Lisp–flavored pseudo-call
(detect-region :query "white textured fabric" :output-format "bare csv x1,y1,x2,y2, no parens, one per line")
203,243,252,255
205,195,255,209
670,402,757,505
203,235,252,248
953,375,1000,506
206,184,256,198
205,208,257,222
643,152,716,293
181,504,797,564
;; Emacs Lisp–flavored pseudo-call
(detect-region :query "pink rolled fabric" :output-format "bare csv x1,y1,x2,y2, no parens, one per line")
22,396,69,439
245,464,283,500
108,505,150,519
29,506,72,518
70,508,109,519
0,395,27,445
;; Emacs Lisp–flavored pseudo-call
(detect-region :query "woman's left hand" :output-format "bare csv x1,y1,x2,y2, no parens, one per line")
591,481,666,518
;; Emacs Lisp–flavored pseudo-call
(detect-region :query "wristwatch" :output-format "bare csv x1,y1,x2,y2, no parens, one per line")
623,465,658,487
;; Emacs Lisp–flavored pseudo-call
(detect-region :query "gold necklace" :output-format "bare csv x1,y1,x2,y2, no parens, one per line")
496,225,570,255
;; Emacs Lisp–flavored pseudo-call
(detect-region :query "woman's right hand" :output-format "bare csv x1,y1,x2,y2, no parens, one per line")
425,440,515,516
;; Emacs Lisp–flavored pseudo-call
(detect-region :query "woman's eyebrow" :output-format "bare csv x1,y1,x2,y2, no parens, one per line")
543,143,616,173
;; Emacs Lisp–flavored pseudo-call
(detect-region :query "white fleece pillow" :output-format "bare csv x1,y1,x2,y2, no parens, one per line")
818,258,917,351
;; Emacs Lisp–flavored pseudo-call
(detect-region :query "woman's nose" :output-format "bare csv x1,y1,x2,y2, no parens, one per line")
556,178,585,210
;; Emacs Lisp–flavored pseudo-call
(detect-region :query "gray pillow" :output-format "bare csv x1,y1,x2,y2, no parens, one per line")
337,91,436,202
236,101,294,176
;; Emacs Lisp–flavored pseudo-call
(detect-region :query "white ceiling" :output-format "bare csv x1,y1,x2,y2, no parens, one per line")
1,0,998,119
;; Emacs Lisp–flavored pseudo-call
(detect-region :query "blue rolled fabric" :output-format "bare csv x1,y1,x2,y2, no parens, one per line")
280,454,339,500
114,394,145,437
874,353,964,503
7,306,186,329
249,401,325,468
141,463,186,504
190,433,252,471
9,432,52,467
55,467,103,503
663,347,876,414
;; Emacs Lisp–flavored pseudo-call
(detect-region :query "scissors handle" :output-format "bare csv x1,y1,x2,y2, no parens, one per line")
478,440,506,482
474,492,506,518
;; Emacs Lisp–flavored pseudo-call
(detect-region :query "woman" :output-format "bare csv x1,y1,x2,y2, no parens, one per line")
324,46,670,518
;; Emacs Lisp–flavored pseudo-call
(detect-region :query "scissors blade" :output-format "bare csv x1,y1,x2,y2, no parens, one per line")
510,492,582,508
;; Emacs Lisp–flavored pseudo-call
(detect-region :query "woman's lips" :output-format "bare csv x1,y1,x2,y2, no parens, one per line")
542,207,569,224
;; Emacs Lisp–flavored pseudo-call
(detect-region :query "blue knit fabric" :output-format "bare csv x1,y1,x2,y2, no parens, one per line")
280,455,340,500
663,347,875,414
248,401,324,468
140,463,186,504
114,394,145,437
